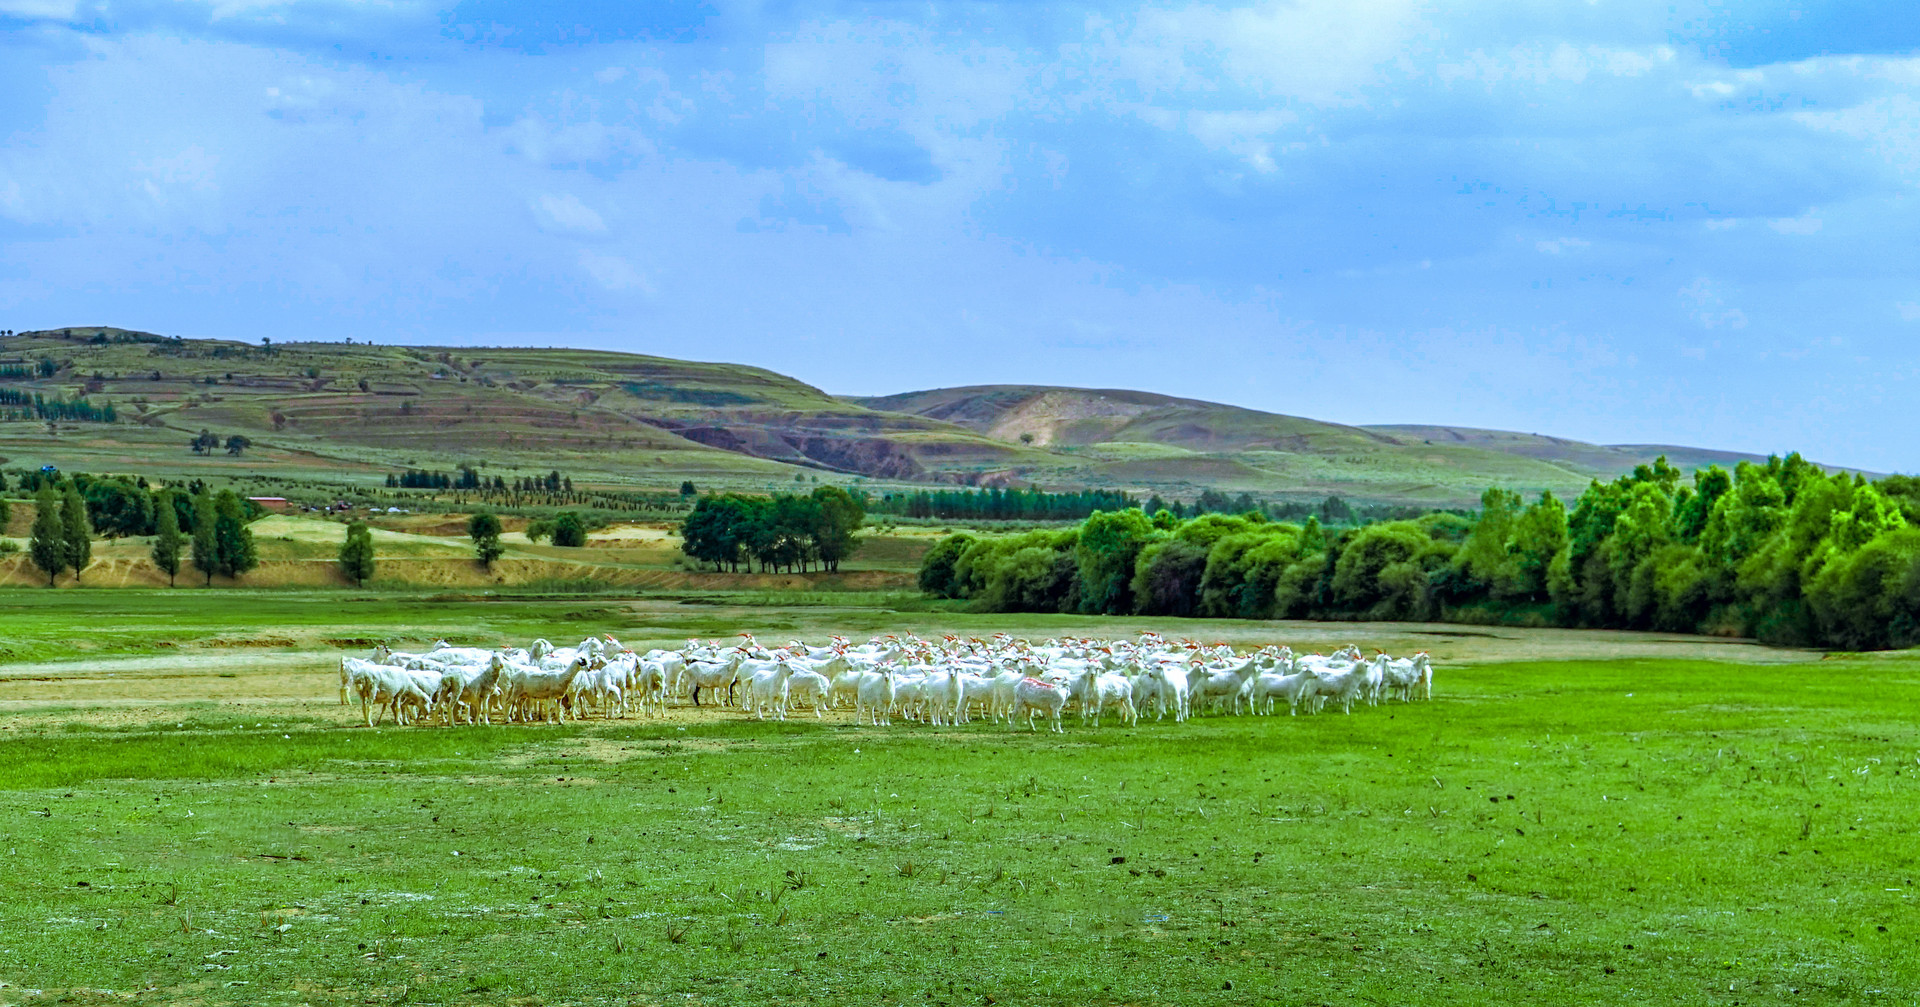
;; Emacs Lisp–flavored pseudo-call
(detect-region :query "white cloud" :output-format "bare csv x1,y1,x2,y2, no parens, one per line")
1703,218,1738,231
578,250,652,294
137,146,220,193
1535,237,1589,255
1679,278,1748,331
1768,211,1823,235
1796,92,1920,181
1438,43,1674,87
1898,301,1920,322
531,193,607,234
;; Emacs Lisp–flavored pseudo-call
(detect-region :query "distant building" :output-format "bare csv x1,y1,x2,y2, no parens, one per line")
247,496,292,513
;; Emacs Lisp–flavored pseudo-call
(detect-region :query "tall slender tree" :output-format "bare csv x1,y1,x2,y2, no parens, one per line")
151,489,184,586
28,485,66,586
60,482,91,584
191,489,218,585
338,521,375,587
212,490,258,580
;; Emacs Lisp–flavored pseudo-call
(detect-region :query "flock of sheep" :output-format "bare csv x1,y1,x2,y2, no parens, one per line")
338,632,1435,732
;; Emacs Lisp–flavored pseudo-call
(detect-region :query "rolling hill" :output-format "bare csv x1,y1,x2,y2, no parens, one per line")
850,385,1804,503
0,328,1822,506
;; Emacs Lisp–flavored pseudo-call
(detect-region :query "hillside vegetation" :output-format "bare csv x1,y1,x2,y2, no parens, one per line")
858,385,1809,506
0,328,1826,507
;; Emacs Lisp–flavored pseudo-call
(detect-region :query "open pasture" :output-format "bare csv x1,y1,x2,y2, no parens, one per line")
1,593,1918,1004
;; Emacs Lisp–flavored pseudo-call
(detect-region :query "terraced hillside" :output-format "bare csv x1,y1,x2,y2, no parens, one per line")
0,329,1797,505
0,328,1039,493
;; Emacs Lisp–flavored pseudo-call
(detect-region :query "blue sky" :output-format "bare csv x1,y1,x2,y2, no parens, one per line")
1,1,1916,471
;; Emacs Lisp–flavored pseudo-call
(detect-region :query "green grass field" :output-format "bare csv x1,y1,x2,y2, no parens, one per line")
1,592,1917,1004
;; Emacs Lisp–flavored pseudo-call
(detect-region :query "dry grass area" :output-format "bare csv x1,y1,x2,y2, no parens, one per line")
0,514,927,589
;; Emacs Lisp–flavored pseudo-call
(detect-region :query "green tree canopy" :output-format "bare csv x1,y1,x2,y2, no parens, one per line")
468,510,504,566
339,521,375,587
550,511,587,547
28,484,65,586
60,483,92,584
917,533,976,598
190,489,218,585
809,485,865,573
211,489,258,580
1075,508,1155,615
151,489,184,587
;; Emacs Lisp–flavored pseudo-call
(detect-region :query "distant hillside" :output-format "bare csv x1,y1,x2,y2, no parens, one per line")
852,385,1873,502
0,327,1038,493
1360,425,1787,478
0,329,1832,506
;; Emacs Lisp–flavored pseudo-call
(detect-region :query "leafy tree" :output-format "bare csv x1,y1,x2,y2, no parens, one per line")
524,517,556,543
680,495,751,570
28,485,65,586
151,490,184,586
212,489,258,580
338,521,375,587
946,529,1081,612
467,510,504,566
1670,466,1731,544
1699,463,1786,572
189,429,220,455
224,435,252,456
1198,529,1304,619
1805,527,1920,649
1453,487,1522,599
1318,495,1355,524
809,485,865,573
1329,522,1430,617
679,480,697,496
1075,508,1155,614
191,489,218,585
550,511,586,547
83,477,154,538
917,533,975,598
60,483,91,584
1130,538,1209,617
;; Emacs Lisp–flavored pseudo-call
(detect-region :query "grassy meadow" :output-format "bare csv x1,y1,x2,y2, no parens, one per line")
1,589,1917,1004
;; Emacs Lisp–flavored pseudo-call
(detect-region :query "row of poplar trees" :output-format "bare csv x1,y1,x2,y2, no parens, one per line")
24,482,258,586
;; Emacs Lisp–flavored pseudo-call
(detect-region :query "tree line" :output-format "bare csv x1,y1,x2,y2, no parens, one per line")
1139,489,1444,526
0,388,117,422
866,486,1135,522
862,484,1438,526
919,453,1920,650
17,476,258,587
679,487,865,573
0,358,61,379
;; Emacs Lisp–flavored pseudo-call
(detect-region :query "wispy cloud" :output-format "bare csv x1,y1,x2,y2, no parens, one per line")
532,193,607,235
